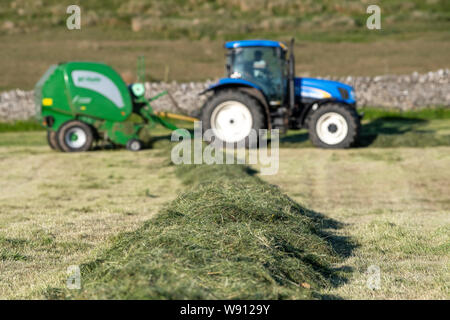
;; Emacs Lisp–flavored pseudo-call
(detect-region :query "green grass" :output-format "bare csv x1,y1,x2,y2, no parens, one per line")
359,107,450,121
0,132,47,147
0,121,45,133
1,109,449,149
359,118,450,148
44,163,347,299
280,109,450,148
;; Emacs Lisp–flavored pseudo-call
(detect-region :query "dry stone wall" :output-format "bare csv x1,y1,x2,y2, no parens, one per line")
1,70,448,121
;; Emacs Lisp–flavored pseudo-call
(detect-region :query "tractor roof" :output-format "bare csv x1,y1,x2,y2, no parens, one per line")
225,40,287,50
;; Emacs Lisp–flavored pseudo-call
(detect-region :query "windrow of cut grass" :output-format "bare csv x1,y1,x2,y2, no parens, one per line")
44,162,344,299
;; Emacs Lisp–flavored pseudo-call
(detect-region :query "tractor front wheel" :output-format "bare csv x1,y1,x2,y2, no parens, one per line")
201,90,265,148
57,121,94,152
307,103,360,149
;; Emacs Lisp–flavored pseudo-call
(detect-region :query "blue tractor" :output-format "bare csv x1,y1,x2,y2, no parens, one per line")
200,39,361,148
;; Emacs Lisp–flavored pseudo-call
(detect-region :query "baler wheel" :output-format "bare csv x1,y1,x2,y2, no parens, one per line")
57,121,94,152
47,130,61,151
126,139,143,152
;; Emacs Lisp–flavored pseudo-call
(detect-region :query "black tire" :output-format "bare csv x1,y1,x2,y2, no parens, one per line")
57,120,94,152
200,89,265,148
126,139,143,152
306,103,360,149
47,130,61,151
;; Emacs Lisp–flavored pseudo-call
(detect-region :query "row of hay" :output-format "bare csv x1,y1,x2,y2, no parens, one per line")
45,163,341,299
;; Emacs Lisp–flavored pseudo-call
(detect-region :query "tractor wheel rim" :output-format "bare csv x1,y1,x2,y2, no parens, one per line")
210,101,253,143
65,127,87,149
316,112,348,145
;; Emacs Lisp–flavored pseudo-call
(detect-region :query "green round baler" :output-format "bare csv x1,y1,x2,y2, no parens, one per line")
35,62,185,152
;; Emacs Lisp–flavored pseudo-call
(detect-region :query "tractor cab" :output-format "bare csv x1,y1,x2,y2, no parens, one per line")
225,40,288,105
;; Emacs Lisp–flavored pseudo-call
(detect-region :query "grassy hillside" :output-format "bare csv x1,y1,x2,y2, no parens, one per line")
0,1,449,90
1,0,449,39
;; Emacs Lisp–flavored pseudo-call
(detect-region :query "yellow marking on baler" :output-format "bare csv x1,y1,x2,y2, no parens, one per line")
80,106,87,111
42,98,53,106
121,111,126,116
155,111,198,123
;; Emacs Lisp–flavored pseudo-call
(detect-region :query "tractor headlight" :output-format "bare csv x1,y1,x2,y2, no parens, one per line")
350,88,356,101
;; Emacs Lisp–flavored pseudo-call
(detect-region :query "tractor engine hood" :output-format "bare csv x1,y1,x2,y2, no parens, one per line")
295,77,356,105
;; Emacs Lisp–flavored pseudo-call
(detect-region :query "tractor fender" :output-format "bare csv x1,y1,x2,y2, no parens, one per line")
200,79,272,129
199,78,262,95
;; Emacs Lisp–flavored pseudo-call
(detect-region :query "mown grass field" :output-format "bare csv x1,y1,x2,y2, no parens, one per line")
263,148,449,299
0,146,181,298
0,0,449,300
0,111,448,300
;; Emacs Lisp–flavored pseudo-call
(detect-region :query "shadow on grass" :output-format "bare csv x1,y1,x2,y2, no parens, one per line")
358,117,429,147
279,131,310,145
302,208,358,299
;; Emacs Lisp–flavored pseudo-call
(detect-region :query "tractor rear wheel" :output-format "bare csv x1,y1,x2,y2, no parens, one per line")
307,103,360,149
201,90,265,148
47,130,61,151
57,121,94,152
